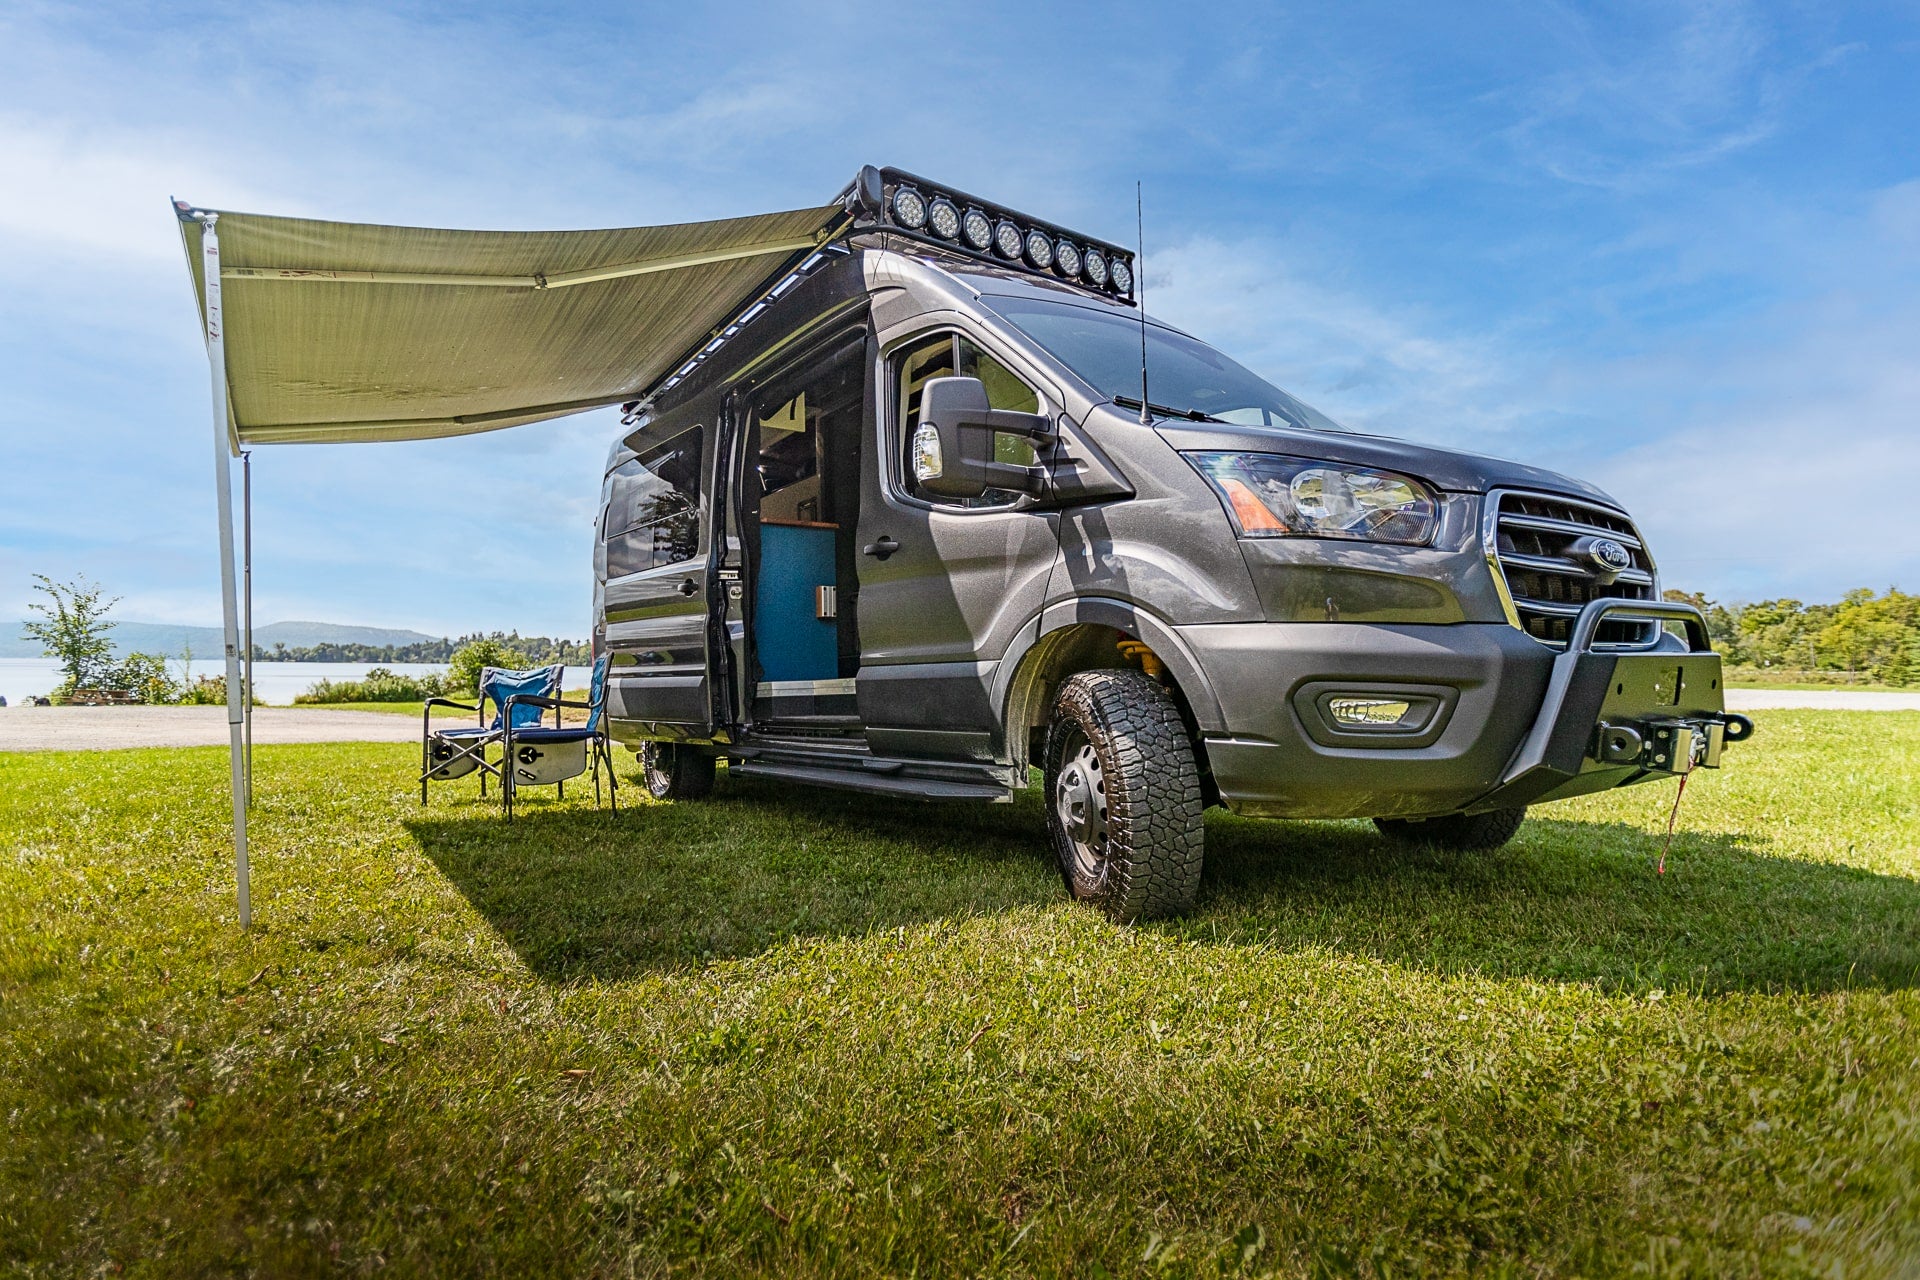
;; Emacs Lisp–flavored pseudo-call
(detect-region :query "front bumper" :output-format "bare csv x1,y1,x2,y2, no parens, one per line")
1182,600,1750,819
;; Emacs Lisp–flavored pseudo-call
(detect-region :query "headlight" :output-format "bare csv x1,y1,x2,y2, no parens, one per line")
891,187,929,230
1185,452,1439,545
1024,229,1054,269
928,197,961,241
1109,255,1133,294
1082,248,1108,287
1054,239,1082,278
962,208,994,251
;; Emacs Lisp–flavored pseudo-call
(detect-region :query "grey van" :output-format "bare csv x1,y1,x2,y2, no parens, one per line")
596,167,1751,920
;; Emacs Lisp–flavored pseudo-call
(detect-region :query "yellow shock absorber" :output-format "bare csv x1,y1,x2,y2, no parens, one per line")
1116,639,1166,681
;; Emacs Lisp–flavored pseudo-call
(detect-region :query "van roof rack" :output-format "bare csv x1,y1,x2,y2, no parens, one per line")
628,165,1136,416
837,165,1136,306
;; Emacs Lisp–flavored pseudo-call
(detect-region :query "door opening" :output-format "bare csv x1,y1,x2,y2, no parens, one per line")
744,339,866,722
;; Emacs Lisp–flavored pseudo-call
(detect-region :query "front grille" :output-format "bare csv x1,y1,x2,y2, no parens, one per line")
1486,491,1658,649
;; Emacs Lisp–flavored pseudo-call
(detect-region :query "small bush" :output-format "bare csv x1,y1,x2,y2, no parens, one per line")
446,639,531,699
112,653,178,704
177,674,262,706
294,667,446,704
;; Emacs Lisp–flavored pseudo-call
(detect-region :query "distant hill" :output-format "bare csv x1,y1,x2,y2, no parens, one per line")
1,619,443,659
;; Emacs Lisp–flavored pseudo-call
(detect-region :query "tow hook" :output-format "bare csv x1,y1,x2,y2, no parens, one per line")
1593,714,1754,774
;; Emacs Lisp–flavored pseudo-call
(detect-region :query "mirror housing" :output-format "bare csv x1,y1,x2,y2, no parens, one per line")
913,376,1054,500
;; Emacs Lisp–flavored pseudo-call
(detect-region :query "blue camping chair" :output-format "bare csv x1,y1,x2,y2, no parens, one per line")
500,653,617,819
420,664,564,806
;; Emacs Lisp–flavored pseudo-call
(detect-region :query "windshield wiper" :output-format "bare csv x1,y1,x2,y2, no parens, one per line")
1111,394,1220,423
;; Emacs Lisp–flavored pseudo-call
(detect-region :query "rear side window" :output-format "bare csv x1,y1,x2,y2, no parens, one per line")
894,332,1041,509
603,426,704,577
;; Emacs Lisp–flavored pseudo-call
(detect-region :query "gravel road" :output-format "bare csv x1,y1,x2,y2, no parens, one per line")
0,706,421,752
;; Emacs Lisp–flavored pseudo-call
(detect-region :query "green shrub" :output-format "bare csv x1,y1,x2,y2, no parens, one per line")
294,667,446,704
446,638,531,699
177,674,261,706
110,653,179,704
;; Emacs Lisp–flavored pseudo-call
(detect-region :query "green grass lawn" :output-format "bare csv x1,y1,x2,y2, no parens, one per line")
2,712,1917,1277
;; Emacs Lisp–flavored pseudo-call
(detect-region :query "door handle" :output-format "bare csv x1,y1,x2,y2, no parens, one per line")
862,536,899,560
677,578,698,596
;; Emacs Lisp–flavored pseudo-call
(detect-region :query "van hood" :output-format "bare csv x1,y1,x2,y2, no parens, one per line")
1143,415,1621,509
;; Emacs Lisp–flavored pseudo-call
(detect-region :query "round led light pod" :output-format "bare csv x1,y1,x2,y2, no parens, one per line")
927,197,961,241
1109,255,1133,294
993,219,1025,259
962,207,994,251
1054,239,1082,278
1082,247,1109,287
891,186,929,230
1024,228,1054,270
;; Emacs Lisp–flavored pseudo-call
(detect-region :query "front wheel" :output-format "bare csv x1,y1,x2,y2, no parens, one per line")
1374,806,1527,852
1043,670,1205,922
639,742,715,801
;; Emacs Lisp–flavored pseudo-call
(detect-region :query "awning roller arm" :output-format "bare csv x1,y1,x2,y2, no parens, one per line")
221,231,830,290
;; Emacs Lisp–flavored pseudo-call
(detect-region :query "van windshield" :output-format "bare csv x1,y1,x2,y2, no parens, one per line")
983,294,1346,433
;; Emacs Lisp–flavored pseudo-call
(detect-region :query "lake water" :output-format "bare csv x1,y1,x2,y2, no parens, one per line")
0,658,450,706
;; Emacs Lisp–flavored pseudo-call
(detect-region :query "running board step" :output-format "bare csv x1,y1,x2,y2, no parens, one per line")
728,760,1012,802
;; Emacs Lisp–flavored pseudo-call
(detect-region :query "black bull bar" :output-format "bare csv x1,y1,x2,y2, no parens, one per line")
1469,599,1755,813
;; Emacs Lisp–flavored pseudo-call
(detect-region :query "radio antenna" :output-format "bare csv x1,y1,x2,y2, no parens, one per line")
1136,181,1151,425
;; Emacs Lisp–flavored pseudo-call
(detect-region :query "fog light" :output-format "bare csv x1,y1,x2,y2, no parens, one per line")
1327,697,1413,727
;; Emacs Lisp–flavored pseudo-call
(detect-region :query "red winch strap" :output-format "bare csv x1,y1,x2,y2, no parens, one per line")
1658,773,1688,876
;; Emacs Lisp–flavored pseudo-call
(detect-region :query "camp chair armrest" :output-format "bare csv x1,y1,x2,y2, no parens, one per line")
503,692,591,732
423,697,483,737
503,694,592,713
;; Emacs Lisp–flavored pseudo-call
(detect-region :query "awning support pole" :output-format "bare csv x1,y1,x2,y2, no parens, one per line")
197,211,251,928
242,449,254,805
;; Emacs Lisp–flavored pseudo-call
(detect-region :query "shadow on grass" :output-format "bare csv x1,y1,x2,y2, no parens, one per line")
410,772,1920,994
405,770,1060,980
1185,810,1920,994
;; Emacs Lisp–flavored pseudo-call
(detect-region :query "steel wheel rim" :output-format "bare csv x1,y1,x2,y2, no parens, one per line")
643,745,671,796
1054,733,1109,880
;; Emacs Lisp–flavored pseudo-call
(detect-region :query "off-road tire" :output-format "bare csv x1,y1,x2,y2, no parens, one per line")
1374,805,1527,852
1043,670,1206,922
639,742,715,801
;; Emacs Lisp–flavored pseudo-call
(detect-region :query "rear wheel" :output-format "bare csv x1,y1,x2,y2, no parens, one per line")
1043,670,1205,922
1374,806,1526,852
639,742,715,801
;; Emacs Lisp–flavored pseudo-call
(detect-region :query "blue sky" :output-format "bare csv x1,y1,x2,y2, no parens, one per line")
2,0,1916,638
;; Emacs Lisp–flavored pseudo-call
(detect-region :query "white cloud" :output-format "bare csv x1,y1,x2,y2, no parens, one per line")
1145,234,1542,446
1493,0,1857,190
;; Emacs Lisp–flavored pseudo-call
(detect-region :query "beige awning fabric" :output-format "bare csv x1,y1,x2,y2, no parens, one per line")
178,202,846,445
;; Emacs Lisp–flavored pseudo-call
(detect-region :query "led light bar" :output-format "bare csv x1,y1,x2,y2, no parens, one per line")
842,165,1136,302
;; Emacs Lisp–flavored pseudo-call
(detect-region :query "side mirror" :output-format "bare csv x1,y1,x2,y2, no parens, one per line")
912,376,1054,500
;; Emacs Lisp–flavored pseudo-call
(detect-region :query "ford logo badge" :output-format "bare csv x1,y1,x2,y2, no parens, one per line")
1587,538,1633,573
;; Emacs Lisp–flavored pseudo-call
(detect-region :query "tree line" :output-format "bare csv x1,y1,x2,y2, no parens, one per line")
254,632,591,664
1665,587,1918,685
18,575,591,704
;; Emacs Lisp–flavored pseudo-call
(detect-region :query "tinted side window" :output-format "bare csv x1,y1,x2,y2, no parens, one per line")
604,427,704,576
895,334,1041,510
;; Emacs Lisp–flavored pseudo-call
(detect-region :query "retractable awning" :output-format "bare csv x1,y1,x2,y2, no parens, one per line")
176,200,847,445
172,187,855,928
